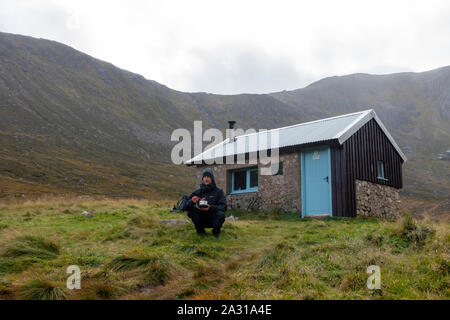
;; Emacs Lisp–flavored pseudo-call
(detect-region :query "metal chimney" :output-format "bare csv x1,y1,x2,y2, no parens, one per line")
227,121,236,142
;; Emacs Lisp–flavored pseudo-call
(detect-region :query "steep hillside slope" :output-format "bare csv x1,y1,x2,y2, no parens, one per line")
0,32,448,216
0,32,304,198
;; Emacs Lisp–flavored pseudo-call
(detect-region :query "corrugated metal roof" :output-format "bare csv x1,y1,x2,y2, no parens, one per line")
185,109,407,164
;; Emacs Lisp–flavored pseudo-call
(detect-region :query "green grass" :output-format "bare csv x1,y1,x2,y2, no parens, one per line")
1,235,60,260
107,251,173,286
18,279,67,300
0,198,448,300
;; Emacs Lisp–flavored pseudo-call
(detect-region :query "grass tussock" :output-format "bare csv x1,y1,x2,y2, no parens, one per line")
340,272,367,292
365,234,384,247
397,213,435,247
141,261,173,287
109,255,156,271
2,235,60,260
192,262,224,288
81,282,119,300
0,258,35,274
109,251,160,271
127,213,160,228
18,279,67,300
257,241,295,268
108,250,174,287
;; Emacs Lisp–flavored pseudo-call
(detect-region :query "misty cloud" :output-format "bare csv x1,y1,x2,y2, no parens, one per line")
0,0,450,94
181,46,314,94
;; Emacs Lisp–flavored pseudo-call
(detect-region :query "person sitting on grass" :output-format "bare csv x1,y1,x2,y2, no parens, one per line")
185,168,227,238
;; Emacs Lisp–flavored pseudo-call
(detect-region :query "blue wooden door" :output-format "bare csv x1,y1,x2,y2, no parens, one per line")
301,146,332,216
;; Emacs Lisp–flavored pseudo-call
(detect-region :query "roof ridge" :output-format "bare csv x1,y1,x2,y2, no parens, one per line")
333,109,373,139
272,109,371,132
231,109,372,139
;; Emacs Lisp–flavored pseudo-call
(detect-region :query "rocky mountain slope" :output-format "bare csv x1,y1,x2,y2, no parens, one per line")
0,32,448,216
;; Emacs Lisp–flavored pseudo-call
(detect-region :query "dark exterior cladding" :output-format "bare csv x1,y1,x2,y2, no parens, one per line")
330,118,404,217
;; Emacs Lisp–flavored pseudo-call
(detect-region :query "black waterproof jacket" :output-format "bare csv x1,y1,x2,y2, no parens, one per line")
186,169,227,213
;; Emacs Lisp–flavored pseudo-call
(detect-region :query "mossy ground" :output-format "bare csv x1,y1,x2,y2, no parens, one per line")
0,197,448,300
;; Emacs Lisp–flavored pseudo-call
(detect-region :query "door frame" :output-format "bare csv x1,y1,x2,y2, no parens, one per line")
301,145,333,218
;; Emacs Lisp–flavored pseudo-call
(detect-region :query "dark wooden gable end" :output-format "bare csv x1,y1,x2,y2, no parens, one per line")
330,118,404,217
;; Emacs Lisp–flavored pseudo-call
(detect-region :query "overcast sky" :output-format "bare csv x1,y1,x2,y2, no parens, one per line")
1,0,450,94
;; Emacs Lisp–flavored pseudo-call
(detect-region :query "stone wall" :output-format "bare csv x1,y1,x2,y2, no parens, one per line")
192,152,301,213
355,179,400,220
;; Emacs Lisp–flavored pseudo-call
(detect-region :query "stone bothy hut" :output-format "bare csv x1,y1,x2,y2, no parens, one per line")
185,109,406,219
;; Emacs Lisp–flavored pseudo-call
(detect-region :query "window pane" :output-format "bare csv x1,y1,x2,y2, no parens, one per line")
234,171,246,190
378,161,385,178
249,169,258,188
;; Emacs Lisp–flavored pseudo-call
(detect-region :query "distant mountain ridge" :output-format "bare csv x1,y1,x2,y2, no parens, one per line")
0,32,448,216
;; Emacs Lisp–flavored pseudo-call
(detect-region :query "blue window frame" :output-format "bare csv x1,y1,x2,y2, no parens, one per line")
377,160,387,180
231,167,258,194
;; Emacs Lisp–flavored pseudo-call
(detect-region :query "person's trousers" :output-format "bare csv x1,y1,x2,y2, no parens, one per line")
187,207,226,235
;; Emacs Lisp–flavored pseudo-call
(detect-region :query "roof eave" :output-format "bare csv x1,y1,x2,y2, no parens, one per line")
335,109,407,162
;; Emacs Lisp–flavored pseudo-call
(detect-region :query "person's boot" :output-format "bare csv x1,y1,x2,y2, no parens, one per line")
196,228,206,235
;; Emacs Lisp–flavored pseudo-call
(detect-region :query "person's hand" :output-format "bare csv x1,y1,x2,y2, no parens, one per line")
199,205,210,211
192,196,200,204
